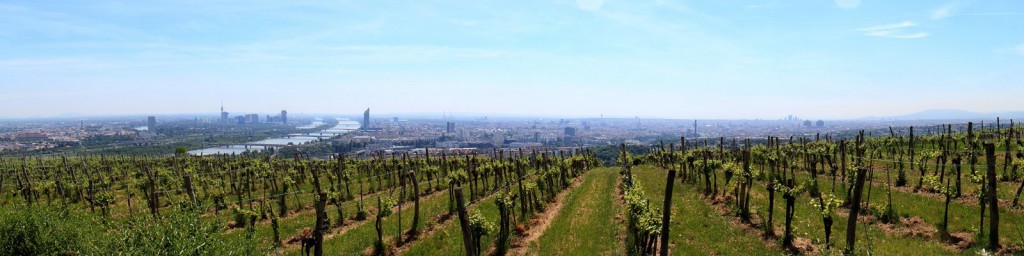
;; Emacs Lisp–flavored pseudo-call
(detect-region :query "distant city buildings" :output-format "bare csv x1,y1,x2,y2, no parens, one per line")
446,122,455,133
147,116,156,131
15,132,49,142
218,104,288,125
220,104,229,123
266,110,288,124
564,127,577,137
364,109,371,130
816,120,825,127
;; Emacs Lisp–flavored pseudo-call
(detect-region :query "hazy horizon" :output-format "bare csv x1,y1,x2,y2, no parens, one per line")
2,0,1023,119
4,108,1024,122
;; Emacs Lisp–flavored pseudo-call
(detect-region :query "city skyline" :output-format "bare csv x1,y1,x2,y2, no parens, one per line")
2,0,1023,119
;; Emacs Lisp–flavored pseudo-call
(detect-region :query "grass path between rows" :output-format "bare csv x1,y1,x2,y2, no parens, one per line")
527,167,625,256
400,169,590,256
632,166,781,255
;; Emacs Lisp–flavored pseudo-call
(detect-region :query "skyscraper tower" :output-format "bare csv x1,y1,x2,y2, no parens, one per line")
220,102,229,123
362,108,370,130
281,110,288,124
147,116,156,132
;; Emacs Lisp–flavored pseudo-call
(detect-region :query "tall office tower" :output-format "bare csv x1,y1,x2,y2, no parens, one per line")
362,108,370,130
147,116,156,131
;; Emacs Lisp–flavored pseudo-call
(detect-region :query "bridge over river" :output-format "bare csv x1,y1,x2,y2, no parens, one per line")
189,118,360,155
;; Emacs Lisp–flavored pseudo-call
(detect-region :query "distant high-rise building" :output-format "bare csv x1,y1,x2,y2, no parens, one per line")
804,120,813,127
281,110,288,124
816,120,824,127
446,122,455,133
147,116,156,131
362,108,370,130
246,114,260,123
564,127,577,137
220,104,229,123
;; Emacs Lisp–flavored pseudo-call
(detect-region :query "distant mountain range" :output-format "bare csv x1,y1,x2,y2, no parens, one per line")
862,109,1024,121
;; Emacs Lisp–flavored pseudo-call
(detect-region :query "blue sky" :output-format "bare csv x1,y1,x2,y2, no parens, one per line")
1,0,1022,119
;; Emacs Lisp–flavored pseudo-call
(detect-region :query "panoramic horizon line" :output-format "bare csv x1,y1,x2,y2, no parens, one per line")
3,108,1023,122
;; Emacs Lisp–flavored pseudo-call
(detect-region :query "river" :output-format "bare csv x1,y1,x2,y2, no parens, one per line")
188,118,360,155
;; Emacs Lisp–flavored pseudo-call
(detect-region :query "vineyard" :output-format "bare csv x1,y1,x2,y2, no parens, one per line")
2,122,1024,255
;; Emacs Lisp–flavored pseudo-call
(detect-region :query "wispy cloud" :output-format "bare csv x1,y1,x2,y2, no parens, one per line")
952,12,1024,17
576,0,604,11
858,21,929,39
866,31,930,39
834,0,860,10
858,21,916,31
931,3,956,20
1015,44,1024,56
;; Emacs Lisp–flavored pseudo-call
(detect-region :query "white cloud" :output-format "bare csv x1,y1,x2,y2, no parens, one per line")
857,21,916,32
576,0,604,11
931,3,956,20
953,12,1024,16
858,21,929,39
835,0,860,9
866,31,930,39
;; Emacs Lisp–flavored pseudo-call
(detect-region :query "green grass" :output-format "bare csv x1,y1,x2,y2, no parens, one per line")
297,186,457,255
741,170,953,255
399,191,502,256
402,169,592,256
807,168,1024,250
528,167,625,256
632,165,780,255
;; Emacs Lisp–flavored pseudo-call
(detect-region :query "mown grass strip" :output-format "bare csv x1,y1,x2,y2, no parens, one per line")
528,167,624,256
632,165,779,255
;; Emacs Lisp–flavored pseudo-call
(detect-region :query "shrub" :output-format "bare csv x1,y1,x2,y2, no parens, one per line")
111,211,258,255
0,206,99,256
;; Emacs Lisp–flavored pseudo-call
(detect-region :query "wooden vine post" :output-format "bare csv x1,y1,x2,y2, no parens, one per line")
310,164,327,256
314,192,327,256
659,145,677,256
984,143,1000,250
409,170,421,237
454,186,477,256
845,166,868,254
782,178,796,249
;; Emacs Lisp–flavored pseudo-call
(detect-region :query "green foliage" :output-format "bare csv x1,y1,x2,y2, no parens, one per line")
111,211,258,255
355,200,369,220
379,195,396,217
921,175,943,193
0,206,98,256
232,207,258,228
590,144,649,166
445,169,468,186
809,193,843,216
0,206,259,255
621,179,662,255
468,211,495,237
